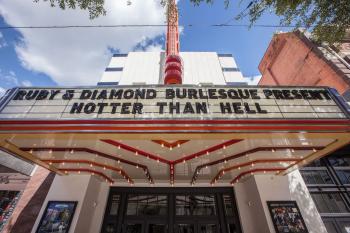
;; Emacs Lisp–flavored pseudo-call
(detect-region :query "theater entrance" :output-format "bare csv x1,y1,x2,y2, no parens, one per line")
101,187,241,233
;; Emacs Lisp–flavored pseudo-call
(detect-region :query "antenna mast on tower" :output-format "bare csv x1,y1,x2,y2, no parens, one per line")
164,0,183,84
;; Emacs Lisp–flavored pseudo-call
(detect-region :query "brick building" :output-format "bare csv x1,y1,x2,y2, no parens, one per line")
259,30,350,101
259,30,350,233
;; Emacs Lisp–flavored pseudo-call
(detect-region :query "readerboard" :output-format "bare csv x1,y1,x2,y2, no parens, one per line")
0,86,347,120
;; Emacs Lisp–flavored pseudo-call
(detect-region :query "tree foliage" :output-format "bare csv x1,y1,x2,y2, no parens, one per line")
191,0,350,44
34,0,106,19
35,0,350,44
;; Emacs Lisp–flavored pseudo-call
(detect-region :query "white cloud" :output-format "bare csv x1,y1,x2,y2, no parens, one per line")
0,32,7,48
0,87,5,98
245,75,262,85
21,80,32,87
0,0,166,85
0,69,19,86
145,44,163,52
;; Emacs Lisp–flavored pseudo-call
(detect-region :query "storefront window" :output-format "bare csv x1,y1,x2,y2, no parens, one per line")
311,193,349,213
176,195,216,216
127,195,167,216
300,170,334,184
223,195,234,216
109,194,120,216
328,157,350,167
335,169,350,184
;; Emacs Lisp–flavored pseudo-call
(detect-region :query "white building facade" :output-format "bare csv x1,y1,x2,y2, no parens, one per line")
99,52,246,86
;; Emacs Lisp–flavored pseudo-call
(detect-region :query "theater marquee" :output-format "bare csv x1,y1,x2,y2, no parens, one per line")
0,86,348,120
0,85,349,185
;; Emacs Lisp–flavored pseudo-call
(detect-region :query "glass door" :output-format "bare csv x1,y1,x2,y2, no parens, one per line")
174,222,195,233
102,187,242,233
123,221,168,233
174,221,218,233
146,222,168,233
198,222,218,233
123,221,143,233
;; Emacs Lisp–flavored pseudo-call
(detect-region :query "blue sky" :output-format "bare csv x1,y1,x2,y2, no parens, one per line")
0,0,287,96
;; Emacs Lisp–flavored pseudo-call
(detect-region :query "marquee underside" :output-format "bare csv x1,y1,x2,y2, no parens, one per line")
0,120,349,186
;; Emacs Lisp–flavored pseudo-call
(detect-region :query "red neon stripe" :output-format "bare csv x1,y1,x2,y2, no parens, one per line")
173,139,243,164
59,168,114,183
190,146,325,184
21,147,153,183
210,158,300,184
42,159,134,183
102,139,243,184
282,141,350,173
0,119,349,125
199,146,324,168
101,140,171,164
22,147,145,168
230,168,285,184
152,140,189,148
1,125,348,132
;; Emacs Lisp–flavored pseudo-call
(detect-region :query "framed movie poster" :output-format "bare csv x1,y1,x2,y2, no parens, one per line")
36,201,77,233
267,201,308,233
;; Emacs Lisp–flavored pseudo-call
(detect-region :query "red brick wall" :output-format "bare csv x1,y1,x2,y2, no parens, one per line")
2,166,55,233
259,32,350,94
